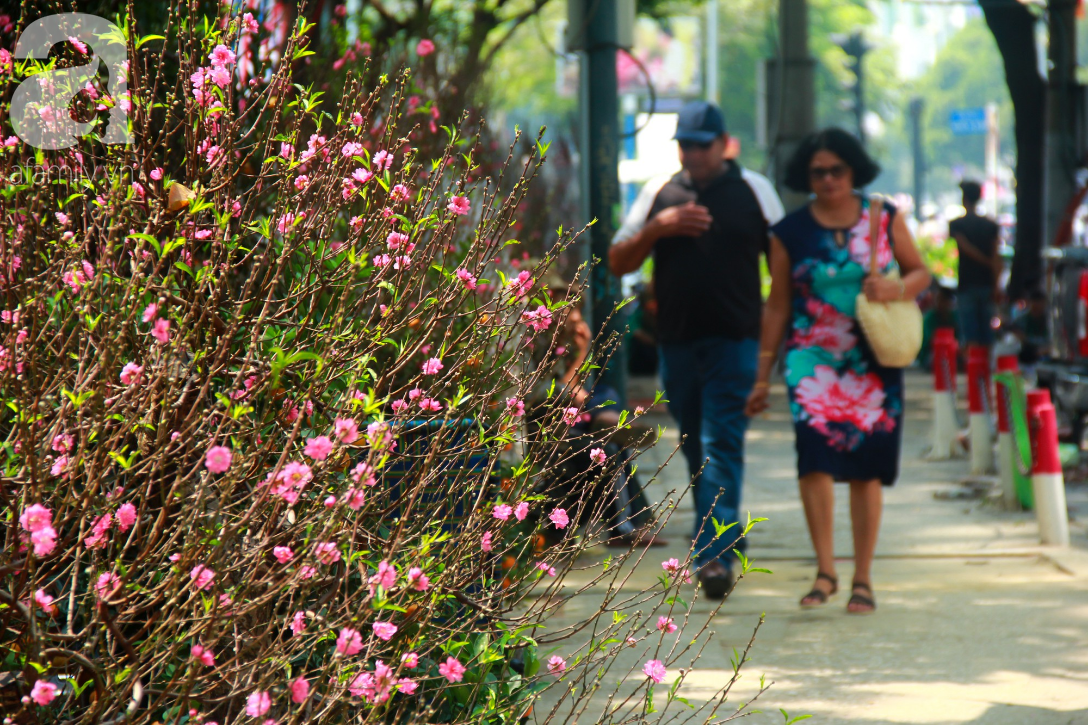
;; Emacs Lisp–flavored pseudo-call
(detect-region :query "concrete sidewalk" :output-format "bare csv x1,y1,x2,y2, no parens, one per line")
534,370,1088,724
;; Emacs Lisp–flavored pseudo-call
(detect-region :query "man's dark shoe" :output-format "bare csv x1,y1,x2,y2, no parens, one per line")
697,560,735,600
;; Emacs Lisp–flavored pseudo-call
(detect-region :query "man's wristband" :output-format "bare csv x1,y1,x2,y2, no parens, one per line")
753,381,769,390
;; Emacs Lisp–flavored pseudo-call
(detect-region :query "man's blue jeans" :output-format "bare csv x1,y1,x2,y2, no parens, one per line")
659,337,757,571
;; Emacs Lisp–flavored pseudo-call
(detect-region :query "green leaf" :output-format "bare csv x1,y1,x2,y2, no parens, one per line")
136,34,165,49
710,517,737,539
127,232,160,256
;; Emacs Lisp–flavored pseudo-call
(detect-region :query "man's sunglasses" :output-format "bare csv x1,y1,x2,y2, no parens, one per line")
809,163,849,180
678,139,714,151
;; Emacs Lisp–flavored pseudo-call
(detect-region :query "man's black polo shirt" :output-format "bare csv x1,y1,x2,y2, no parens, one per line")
647,162,768,344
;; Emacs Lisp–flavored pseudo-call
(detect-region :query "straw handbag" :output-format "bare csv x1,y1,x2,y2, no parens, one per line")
854,197,922,368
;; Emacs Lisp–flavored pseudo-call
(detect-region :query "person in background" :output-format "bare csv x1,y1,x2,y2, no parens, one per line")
746,128,930,614
949,180,1001,354
919,285,958,370
609,101,784,599
1010,289,1049,369
526,288,663,548
626,281,659,376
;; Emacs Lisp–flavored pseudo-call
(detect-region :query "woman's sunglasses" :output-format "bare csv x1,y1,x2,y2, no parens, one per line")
809,163,849,181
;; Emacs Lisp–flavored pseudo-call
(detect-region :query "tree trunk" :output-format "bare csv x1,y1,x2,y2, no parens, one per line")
979,0,1046,299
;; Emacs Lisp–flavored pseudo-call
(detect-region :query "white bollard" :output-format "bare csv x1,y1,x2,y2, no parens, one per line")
929,329,963,460
967,346,994,474
1029,391,1070,546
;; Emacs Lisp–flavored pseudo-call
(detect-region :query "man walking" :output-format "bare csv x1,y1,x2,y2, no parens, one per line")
948,180,1001,354
609,101,783,598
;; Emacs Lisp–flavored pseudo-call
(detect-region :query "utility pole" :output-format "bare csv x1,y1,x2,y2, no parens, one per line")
570,0,632,404
985,101,1000,218
766,0,816,211
837,31,869,145
705,0,719,104
909,97,925,221
1044,0,1080,249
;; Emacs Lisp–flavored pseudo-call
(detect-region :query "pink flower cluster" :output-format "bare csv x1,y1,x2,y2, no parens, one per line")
507,270,533,300
661,557,694,584
521,305,553,332
447,195,471,216
191,44,236,106
456,268,478,290
265,461,313,504
19,504,57,557
369,560,396,593
349,660,416,703
62,260,94,292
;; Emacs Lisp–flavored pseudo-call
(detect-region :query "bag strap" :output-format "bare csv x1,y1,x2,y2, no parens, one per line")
868,195,884,277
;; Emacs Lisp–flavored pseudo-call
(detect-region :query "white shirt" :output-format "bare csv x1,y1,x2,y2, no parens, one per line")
611,167,785,247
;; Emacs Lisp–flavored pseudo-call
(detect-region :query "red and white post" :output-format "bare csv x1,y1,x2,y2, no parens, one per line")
995,355,1020,509
967,345,994,474
1028,389,1070,546
929,328,962,460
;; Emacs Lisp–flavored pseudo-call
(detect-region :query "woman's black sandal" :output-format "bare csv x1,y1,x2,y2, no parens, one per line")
846,581,876,614
799,572,838,607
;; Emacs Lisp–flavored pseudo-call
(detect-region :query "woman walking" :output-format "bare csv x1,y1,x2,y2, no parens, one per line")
745,129,930,613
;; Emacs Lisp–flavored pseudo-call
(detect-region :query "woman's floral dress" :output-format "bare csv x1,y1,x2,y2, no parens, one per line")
770,197,903,485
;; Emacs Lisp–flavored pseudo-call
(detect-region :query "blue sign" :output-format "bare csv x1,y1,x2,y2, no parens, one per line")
950,107,987,136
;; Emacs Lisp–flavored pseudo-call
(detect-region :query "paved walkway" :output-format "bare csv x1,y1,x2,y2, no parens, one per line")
534,370,1088,724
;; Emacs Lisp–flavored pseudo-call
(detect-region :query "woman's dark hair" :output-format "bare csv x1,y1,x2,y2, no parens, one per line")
783,127,881,192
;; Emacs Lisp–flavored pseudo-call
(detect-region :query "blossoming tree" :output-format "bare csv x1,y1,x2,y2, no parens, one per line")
0,4,770,724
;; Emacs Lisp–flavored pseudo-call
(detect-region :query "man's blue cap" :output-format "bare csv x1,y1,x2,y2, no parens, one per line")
673,101,727,143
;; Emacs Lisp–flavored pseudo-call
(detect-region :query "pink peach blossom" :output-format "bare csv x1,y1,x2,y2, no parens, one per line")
120,362,143,385
334,418,359,443
289,677,309,704
191,644,215,666
34,589,58,615
549,508,569,529
245,690,271,717
447,195,470,216
205,446,232,473
190,565,215,590
151,318,170,344
304,435,334,460
115,503,137,532
643,659,667,683
313,541,341,565
370,561,396,591
95,571,121,599
19,504,53,533
30,679,57,705
406,566,430,591
438,656,465,682
372,620,397,641
336,627,363,655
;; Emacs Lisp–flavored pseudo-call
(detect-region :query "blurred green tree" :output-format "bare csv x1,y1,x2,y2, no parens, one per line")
904,18,1013,199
